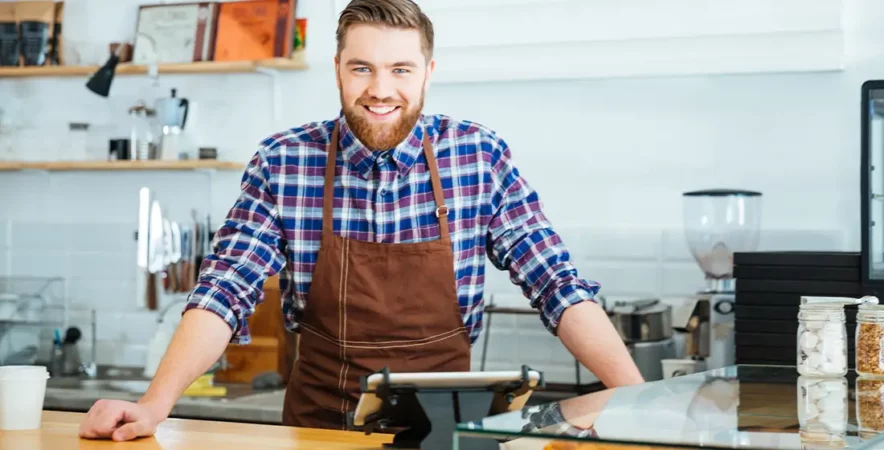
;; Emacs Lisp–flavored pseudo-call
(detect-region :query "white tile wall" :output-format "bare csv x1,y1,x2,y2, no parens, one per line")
1,0,881,386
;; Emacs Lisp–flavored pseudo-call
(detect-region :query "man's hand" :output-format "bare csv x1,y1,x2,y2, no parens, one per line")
78,399,162,441
76,309,234,442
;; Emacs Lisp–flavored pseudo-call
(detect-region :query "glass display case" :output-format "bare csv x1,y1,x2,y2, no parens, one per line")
862,80,884,287
454,365,884,449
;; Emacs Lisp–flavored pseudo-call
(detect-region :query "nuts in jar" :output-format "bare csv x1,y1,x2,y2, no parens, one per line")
856,378,884,439
856,304,884,377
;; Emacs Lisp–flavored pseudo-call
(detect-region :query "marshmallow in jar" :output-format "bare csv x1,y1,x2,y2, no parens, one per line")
797,303,847,378
797,376,848,443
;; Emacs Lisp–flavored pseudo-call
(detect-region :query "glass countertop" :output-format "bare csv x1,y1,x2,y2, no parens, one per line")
455,365,884,449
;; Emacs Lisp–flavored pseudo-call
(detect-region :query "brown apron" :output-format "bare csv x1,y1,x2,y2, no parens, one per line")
281,121,472,430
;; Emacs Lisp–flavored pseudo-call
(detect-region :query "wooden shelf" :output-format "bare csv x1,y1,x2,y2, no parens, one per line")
0,160,245,172
0,54,307,78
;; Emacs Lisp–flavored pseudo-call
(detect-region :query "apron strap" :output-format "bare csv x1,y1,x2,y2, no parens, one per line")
322,122,340,237
421,131,451,242
322,121,450,241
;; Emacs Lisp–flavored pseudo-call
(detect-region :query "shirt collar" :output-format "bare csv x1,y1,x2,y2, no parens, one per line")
338,113,426,179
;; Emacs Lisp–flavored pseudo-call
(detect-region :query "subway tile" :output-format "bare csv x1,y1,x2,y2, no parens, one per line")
95,310,160,346
478,306,517,330
484,266,518,294
66,222,137,253
758,229,847,251
68,278,137,312
563,227,661,261
580,261,661,297
473,328,521,367
518,330,575,366
0,249,7,277
46,172,214,224
8,249,68,278
87,342,149,368
661,228,695,262
210,171,249,221
68,251,136,281
484,293,526,309
514,314,548,332
9,221,68,251
0,220,9,247
661,262,707,296
0,173,51,221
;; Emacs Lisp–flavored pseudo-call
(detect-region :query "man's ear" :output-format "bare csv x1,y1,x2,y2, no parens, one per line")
424,58,435,90
334,55,341,88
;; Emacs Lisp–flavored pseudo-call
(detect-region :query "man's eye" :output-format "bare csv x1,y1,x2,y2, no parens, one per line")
394,68,410,74
353,67,370,73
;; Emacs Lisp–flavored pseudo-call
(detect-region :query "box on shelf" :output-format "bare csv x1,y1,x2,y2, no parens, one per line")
134,2,220,64
213,0,296,62
0,1,63,67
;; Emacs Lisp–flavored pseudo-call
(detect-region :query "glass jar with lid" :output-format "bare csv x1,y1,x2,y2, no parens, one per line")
856,304,884,377
797,376,848,445
797,303,847,377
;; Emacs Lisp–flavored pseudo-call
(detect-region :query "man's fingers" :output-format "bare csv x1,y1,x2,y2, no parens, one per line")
78,400,158,441
79,401,125,439
111,420,149,442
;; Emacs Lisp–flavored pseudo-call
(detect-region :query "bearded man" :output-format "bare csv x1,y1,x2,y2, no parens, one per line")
77,0,644,441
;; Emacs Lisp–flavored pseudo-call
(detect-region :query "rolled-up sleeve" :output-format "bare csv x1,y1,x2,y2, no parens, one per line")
485,136,600,335
184,147,286,344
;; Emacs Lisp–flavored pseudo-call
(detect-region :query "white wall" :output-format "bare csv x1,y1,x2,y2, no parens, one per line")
0,0,880,384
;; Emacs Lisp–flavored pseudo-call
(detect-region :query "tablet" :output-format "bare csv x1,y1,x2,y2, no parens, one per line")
351,369,543,428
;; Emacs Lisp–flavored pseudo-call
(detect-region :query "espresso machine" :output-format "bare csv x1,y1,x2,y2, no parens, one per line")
665,189,762,377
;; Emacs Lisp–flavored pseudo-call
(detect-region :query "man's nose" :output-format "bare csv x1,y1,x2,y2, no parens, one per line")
366,72,396,100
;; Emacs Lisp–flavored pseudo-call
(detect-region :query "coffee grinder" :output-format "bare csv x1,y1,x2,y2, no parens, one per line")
667,189,762,377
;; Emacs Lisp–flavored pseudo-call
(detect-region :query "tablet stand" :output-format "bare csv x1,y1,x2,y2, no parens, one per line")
347,365,544,450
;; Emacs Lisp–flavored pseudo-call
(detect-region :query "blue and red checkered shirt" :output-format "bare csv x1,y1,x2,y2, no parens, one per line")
185,113,600,345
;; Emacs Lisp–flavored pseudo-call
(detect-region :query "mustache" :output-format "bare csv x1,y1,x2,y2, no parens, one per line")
357,96,405,107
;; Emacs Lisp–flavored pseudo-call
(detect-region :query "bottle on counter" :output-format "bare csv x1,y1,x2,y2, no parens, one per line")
856,303,884,377
797,303,848,378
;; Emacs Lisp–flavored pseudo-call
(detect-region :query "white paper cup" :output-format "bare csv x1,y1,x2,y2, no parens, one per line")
0,365,50,430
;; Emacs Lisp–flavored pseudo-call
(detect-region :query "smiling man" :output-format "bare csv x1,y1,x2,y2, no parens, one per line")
77,0,643,440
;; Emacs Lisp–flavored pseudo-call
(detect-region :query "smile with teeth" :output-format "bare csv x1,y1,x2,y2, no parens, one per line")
364,105,400,116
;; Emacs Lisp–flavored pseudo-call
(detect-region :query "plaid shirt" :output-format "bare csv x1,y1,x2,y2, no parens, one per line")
185,113,600,344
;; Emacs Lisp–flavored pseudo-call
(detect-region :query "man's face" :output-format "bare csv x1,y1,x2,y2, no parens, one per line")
336,24,433,151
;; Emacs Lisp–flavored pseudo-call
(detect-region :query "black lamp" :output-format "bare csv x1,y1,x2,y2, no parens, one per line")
85,50,121,97
86,34,156,97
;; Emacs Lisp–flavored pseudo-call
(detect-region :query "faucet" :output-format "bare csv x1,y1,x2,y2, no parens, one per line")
80,309,98,378
157,297,189,324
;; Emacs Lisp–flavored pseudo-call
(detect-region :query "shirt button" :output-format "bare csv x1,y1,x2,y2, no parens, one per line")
379,189,387,195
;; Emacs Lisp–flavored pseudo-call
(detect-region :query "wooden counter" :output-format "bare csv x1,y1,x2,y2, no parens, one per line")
0,411,688,449
0,411,392,449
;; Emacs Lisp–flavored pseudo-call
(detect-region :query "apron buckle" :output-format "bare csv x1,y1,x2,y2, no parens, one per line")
435,205,449,218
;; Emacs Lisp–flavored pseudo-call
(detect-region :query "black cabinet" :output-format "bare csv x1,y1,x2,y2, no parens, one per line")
732,251,862,367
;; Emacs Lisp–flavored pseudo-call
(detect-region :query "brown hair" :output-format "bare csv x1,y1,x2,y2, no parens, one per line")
336,0,434,60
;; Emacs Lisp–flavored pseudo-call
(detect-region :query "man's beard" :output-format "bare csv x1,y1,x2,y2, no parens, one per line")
341,88,424,151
